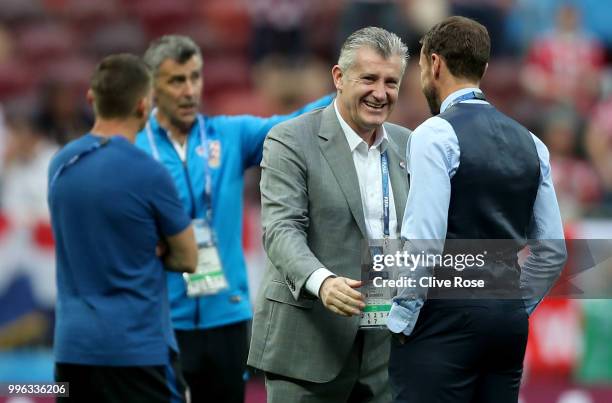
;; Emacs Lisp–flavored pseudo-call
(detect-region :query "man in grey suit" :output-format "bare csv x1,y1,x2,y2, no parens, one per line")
248,27,411,403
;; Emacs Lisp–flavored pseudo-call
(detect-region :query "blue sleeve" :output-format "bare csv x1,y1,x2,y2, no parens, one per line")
521,133,568,315
387,117,459,335
400,117,459,241
148,162,191,237
237,94,334,168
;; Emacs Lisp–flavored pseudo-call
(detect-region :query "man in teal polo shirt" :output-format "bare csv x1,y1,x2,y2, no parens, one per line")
136,35,333,403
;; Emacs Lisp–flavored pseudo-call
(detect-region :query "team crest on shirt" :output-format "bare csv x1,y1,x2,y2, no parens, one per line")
207,140,221,168
196,141,221,168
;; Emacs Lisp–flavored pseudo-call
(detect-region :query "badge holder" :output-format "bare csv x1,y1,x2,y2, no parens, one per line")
183,219,229,297
360,243,396,329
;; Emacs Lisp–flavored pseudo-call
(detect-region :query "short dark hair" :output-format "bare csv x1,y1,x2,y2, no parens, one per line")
420,16,490,82
90,54,151,119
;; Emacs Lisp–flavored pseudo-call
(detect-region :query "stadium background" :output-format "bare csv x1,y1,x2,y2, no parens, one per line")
0,0,611,401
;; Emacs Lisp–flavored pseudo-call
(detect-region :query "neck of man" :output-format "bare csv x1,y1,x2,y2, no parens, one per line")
156,111,192,146
439,79,481,107
90,118,141,143
349,122,378,148
337,102,379,148
362,129,377,148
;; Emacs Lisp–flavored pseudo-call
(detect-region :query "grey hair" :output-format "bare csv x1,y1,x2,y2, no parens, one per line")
143,35,202,75
338,27,408,75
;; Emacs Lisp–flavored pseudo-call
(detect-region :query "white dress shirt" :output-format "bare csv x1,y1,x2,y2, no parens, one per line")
305,100,399,297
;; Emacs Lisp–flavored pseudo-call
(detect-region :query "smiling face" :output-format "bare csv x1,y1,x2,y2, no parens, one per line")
333,46,403,138
154,54,203,134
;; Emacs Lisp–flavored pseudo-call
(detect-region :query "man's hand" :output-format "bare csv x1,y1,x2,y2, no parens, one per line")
319,276,365,316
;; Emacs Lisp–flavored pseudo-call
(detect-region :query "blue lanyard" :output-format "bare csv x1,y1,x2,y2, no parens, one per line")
50,137,109,190
381,151,390,239
446,91,486,110
146,114,214,223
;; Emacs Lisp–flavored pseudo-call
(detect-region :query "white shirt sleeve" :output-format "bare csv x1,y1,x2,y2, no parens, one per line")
304,268,336,297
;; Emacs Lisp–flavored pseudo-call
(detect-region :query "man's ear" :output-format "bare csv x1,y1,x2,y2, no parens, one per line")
431,53,442,80
151,84,158,105
135,96,148,119
482,62,489,80
86,89,94,107
332,65,344,92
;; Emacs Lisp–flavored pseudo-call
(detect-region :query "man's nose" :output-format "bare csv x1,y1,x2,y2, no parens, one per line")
184,80,196,97
371,81,386,100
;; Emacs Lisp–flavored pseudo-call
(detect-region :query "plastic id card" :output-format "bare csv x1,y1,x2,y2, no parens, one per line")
183,219,229,297
360,245,394,329
360,270,393,328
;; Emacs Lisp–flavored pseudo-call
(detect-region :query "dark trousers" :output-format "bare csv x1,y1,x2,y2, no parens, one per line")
389,300,529,403
265,330,391,403
175,321,249,403
55,351,187,403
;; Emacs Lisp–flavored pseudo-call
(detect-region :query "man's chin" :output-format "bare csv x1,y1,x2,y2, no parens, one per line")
171,115,197,133
362,115,388,129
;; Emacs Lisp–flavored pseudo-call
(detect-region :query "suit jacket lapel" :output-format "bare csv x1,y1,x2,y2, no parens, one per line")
385,138,408,222
318,105,368,238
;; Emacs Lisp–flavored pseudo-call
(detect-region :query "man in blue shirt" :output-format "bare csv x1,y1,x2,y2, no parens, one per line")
387,17,567,402
49,54,197,403
135,35,333,403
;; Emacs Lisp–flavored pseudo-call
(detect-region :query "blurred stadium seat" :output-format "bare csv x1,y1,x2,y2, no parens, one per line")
0,60,35,101
17,22,75,63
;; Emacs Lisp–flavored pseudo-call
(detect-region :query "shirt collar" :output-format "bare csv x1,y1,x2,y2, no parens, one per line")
333,100,388,153
440,87,484,114
147,108,163,134
147,107,203,139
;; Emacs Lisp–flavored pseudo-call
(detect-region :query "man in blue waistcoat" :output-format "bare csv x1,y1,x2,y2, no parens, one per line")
387,17,567,403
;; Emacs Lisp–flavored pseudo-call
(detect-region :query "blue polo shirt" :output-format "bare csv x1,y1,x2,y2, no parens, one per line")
48,134,191,366
135,95,333,330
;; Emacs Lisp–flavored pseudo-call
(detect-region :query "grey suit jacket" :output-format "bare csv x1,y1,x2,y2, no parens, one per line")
248,103,411,383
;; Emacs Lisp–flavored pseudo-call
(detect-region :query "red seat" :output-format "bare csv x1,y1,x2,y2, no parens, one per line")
0,0,44,22
0,61,35,101
42,56,96,96
202,55,251,96
200,0,251,53
126,0,195,38
17,23,75,62
87,20,147,56
208,89,270,116
64,0,123,35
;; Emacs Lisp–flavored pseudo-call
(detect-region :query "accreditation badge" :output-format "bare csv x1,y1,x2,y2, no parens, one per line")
360,243,395,329
208,140,221,168
183,219,229,297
